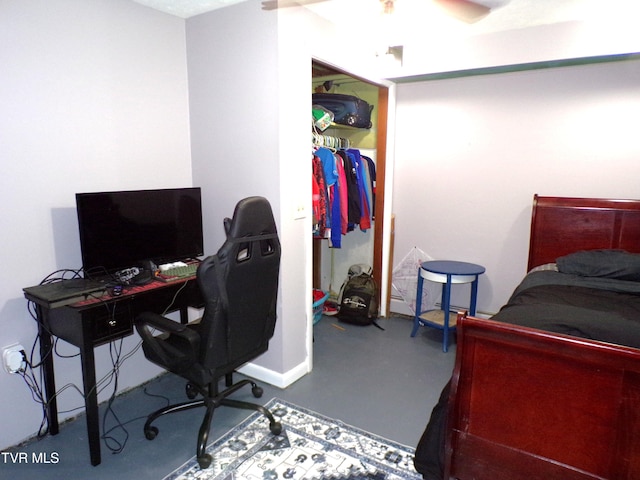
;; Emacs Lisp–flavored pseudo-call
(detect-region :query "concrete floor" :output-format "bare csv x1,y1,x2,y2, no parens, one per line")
2,315,455,479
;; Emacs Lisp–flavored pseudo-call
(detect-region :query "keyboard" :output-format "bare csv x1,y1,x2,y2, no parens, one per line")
157,263,199,282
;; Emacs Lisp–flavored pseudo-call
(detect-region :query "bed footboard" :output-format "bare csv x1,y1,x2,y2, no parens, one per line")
445,313,640,480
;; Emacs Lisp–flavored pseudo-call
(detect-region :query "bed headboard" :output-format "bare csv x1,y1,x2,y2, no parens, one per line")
527,195,640,271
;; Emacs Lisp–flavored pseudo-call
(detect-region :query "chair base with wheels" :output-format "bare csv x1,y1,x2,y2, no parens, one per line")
143,374,282,469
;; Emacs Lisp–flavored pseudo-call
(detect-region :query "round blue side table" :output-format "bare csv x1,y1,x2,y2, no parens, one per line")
410,260,485,352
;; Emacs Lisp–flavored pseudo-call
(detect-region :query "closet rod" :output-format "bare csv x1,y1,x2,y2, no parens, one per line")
312,132,350,150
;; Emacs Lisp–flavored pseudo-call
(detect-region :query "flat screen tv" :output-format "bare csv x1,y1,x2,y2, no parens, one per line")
76,187,204,275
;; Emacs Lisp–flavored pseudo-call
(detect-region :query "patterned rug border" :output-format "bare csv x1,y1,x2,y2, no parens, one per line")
164,397,421,480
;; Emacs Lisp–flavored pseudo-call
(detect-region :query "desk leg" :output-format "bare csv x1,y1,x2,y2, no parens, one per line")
79,345,101,466
411,274,424,337
37,306,58,436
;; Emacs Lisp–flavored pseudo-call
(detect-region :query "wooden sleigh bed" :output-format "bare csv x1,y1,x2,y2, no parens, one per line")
416,195,640,480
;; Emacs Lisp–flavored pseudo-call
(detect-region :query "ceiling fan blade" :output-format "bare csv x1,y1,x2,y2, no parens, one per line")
433,0,492,23
262,0,330,10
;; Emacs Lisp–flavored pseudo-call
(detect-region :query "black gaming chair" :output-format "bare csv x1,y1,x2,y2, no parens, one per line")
134,196,282,468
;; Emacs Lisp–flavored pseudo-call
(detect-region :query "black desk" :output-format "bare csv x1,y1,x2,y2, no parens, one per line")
23,277,203,466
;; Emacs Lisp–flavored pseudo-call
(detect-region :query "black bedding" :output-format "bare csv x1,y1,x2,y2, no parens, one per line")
492,270,640,349
414,269,640,479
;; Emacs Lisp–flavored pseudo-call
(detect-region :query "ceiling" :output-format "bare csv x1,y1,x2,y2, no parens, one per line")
131,0,249,18
130,0,639,60
131,0,603,34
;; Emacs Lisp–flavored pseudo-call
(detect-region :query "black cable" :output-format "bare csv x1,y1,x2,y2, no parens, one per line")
100,387,171,446
142,386,171,406
26,302,54,370
99,280,194,454
23,299,53,434
38,268,85,285
21,269,106,440
21,267,195,454
18,366,48,437
101,335,128,454
53,337,80,359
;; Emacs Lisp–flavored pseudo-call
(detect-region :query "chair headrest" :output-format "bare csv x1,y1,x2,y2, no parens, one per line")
225,196,277,240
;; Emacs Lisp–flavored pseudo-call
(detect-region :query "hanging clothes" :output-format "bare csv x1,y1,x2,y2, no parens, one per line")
362,155,376,220
312,146,375,244
314,147,343,248
312,153,328,238
335,153,349,235
348,148,371,232
339,150,362,229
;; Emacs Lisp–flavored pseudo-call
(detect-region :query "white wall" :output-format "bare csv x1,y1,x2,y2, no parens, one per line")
272,6,397,376
0,0,191,450
184,2,388,386
186,1,312,385
392,59,640,316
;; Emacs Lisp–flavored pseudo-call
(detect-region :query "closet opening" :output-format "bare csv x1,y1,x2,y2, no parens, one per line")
311,59,389,316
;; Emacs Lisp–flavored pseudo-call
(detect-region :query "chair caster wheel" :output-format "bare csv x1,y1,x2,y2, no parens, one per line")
270,421,282,435
186,382,198,399
144,426,159,440
197,453,212,469
251,385,263,398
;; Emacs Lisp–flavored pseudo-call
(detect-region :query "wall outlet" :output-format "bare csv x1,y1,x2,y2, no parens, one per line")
3,344,26,374
293,204,307,220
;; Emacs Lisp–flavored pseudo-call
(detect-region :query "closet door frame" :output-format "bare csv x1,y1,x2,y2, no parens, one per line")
312,60,391,314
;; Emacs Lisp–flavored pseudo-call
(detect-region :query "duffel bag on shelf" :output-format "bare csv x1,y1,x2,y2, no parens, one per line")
312,93,373,129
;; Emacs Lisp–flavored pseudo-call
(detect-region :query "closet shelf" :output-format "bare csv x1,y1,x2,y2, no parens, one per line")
325,122,369,131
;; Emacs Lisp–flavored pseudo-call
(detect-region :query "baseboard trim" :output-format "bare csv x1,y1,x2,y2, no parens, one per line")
389,297,415,316
238,360,310,389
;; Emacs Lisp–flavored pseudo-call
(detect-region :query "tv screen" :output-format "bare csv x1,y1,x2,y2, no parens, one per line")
76,187,204,275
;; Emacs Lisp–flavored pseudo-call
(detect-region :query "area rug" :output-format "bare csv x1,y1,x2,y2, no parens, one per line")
165,398,421,480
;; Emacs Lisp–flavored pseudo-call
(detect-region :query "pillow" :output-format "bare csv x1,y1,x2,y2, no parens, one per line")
556,249,640,281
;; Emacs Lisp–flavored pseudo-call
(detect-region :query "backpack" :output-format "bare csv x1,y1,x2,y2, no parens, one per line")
338,264,383,329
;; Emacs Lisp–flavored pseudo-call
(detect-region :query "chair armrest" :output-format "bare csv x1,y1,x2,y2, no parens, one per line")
136,312,193,334
135,312,200,371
